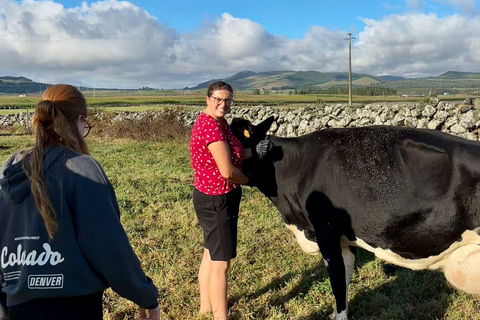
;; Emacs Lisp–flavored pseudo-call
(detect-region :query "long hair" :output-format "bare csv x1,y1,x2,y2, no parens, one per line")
24,84,90,239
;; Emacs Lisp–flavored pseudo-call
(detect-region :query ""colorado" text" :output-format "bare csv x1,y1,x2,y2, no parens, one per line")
1,243,65,268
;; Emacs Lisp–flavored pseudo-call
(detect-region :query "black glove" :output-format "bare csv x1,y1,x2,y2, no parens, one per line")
252,137,273,159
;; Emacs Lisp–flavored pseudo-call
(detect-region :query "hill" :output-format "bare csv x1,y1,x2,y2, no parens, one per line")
0,76,49,94
0,77,110,95
185,70,480,93
3,71,480,95
435,71,480,80
186,70,386,90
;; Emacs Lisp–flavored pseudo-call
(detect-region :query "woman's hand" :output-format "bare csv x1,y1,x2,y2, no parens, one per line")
139,306,160,320
252,137,273,159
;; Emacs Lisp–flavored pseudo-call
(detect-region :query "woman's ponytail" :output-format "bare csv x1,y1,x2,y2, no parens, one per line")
25,100,59,239
24,85,90,239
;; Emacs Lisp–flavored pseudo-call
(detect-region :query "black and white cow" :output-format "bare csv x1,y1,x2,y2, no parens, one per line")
230,116,480,320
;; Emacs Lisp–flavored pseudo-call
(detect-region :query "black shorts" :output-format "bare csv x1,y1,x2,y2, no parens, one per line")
193,187,242,261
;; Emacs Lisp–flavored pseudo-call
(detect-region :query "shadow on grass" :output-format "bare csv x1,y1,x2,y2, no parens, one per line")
228,249,375,320
348,257,453,320
230,249,454,320
228,263,329,320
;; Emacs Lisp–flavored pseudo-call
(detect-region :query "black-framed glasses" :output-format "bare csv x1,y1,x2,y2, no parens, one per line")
209,96,234,106
81,117,92,138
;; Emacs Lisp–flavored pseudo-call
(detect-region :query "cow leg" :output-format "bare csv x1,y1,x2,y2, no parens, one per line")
327,245,356,320
316,228,350,320
443,244,480,295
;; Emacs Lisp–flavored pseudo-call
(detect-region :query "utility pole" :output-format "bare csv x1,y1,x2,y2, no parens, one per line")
346,33,355,106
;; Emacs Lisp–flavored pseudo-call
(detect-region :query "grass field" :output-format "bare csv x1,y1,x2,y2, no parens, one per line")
0,131,479,320
0,92,470,115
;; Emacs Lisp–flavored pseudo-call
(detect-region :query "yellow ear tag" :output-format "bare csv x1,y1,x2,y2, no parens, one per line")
244,130,250,138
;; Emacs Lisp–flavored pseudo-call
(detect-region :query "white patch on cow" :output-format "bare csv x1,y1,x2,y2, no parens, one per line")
342,246,355,284
342,245,355,293
286,224,320,255
343,229,480,271
443,243,480,294
329,309,348,320
323,258,329,267
336,310,348,320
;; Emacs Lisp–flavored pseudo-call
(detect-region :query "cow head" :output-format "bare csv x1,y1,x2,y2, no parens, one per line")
230,116,275,148
230,116,283,196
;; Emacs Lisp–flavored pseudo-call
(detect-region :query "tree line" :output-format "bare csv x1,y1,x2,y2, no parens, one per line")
288,86,398,96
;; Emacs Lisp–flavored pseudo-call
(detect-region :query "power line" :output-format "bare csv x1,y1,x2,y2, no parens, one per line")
0,34,350,43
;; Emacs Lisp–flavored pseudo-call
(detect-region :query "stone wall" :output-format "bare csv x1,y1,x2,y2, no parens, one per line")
182,98,480,140
2,98,480,140
0,112,31,128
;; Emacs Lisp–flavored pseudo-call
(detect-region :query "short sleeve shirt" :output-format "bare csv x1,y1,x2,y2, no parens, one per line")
190,112,244,195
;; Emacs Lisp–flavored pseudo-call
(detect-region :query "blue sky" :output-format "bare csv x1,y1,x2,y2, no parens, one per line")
50,0,478,38
0,0,479,88
115,0,388,38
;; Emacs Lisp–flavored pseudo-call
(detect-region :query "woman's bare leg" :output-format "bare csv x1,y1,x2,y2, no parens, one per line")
198,248,212,313
209,260,230,320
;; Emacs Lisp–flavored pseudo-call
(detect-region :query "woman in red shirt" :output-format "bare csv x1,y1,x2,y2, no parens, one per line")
190,81,269,319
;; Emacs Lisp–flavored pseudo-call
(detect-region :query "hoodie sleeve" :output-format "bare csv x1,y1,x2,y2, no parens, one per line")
65,155,158,309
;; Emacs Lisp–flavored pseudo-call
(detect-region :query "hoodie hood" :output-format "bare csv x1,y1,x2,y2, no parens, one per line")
0,146,67,204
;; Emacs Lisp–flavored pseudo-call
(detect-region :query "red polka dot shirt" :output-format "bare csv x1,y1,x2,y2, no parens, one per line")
190,112,244,195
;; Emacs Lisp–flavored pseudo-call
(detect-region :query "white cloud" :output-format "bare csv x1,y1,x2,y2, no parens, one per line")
0,0,178,87
0,0,479,88
356,13,480,77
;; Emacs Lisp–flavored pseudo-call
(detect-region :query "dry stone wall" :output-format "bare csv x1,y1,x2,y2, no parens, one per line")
0,112,31,128
2,99,480,140
182,99,480,141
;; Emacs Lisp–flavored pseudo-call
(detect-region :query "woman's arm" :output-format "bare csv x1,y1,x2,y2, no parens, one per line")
65,155,159,310
208,141,248,184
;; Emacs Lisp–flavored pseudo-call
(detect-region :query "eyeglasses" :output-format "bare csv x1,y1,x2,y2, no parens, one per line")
209,96,234,106
81,117,92,138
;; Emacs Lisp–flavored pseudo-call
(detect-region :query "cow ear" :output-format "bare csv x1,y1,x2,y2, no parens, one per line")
254,116,274,136
230,118,252,141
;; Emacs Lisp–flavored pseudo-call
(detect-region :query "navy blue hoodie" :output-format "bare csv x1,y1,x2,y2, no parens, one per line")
0,145,158,309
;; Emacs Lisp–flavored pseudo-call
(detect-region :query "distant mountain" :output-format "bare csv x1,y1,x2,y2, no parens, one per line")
435,71,480,80
0,76,49,94
185,70,480,91
3,70,480,94
0,76,35,84
377,75,407,81
0,77,107,95
224,70,257,81
185,70,387,90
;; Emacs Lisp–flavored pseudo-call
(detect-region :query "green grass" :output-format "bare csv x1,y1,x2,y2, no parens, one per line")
1,133,479,320
0,93,471,115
